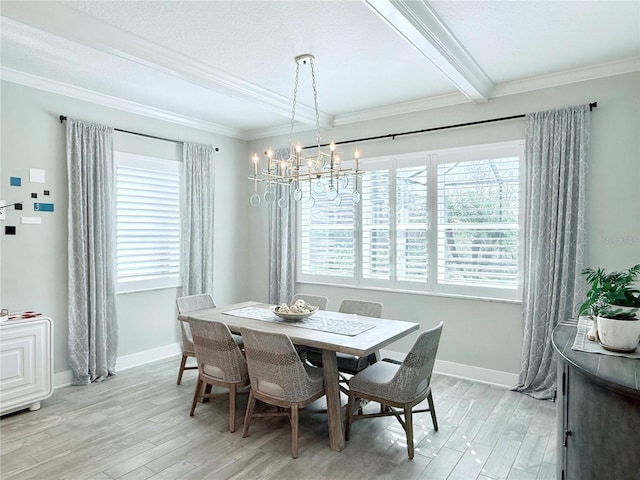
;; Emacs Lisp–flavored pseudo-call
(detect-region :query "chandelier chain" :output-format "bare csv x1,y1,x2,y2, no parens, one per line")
288,62,300,154
309,57,321,151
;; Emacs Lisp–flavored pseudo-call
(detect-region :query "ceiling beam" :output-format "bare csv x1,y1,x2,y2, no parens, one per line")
1,2,334,128
363,0,493,103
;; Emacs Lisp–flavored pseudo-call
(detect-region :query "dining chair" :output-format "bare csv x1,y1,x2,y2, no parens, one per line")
188,317,249,433
176,293,244,385
291,293,329,310
306,299,383,392
239,326,325,459
345,321,443,459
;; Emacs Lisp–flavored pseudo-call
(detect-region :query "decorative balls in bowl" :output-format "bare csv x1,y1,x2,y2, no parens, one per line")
273,299,319,321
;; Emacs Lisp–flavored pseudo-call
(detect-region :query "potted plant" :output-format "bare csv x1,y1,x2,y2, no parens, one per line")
579,264,640,352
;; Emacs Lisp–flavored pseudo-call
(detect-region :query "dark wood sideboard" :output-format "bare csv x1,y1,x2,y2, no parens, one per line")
552,320,640,480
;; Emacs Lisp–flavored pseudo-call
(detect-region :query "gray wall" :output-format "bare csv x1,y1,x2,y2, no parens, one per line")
247,72,640,377
0,81,248,377
1,72,638,384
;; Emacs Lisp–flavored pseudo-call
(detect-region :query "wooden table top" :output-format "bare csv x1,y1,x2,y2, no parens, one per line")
180,301,420,357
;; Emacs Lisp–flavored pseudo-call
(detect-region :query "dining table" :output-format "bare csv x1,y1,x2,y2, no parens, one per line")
179,300,420,451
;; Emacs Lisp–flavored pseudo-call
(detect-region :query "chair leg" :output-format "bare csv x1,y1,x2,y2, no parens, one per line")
203,383,212,403
404,405,414,459
177,354,188,385
291,404,299,459
229,384,237,433
242,391,256,438
345,393,356,441
190,376,203,416
427,391,438,431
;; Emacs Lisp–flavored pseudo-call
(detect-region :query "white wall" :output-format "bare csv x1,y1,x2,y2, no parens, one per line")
0,81,249,379
247,72,640,382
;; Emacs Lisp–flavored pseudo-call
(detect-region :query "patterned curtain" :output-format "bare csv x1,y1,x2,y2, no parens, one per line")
181,143,215,296
66,119,118,385
269,148,296,304
514,104,590,399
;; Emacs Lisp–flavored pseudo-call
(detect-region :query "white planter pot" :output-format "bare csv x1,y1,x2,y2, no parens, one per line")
597,315,640,353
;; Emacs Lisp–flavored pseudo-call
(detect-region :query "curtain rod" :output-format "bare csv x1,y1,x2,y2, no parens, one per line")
58,115,219,152
303,101,598,149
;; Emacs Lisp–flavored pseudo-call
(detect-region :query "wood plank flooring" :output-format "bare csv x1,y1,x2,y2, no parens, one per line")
0,357,557,480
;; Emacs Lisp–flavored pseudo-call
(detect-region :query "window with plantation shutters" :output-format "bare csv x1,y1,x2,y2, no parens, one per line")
437,155,520,292
396,163,429,283
362,168,390,281
297,141,524,301
115,152,181,292
300,181,355,281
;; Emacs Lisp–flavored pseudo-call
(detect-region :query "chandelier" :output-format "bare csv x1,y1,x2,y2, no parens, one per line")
249,54,363,208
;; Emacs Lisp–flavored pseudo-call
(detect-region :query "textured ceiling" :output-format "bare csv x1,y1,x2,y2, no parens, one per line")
1,1,638,140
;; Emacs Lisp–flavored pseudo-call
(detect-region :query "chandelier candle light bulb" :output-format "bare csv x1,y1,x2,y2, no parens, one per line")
248,54,364,208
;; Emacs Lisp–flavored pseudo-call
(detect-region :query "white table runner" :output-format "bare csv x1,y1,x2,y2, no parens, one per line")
223,306,375,336
572,316,640,359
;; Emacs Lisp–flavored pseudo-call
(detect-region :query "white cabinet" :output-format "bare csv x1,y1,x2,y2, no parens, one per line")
0,317,53,415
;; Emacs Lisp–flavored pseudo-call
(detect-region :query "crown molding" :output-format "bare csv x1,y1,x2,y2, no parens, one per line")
0,3,333,129
0,67,247,139
363,0,493,103
249,57,640,140
492,56,640,98
334,91,471,126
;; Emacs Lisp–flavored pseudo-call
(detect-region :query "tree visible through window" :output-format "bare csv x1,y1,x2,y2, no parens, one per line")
437,157,520,289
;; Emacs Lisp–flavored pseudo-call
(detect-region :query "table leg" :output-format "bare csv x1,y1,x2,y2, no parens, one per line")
321,349,345,451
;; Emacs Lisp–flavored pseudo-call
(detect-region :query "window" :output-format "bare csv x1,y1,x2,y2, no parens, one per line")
115,152,181,292
297,141,524,301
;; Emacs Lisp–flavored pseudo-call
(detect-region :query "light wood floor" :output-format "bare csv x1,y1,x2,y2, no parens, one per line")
0,357,556,480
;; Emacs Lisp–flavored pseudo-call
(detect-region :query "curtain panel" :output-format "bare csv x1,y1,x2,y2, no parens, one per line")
269,148,296,304
514,104,590,399
181,142,215,296
66,119,118,385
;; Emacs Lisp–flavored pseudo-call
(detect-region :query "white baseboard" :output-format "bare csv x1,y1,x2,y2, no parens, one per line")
380,348,518,389
116,342,182,371
54,344,518,390
54,343,182,389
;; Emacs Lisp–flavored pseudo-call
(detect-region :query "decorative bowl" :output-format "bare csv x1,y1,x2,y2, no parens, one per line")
272,306,318,322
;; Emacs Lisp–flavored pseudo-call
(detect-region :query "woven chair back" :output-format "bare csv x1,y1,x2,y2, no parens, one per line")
292,294,329,310
391,321,443,403
339,299,383,318
240,327,322,402
176,294,217,352
189,318,247,383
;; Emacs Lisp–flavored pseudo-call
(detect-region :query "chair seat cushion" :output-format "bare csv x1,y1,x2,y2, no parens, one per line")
349,361,400,400
305,348,372,374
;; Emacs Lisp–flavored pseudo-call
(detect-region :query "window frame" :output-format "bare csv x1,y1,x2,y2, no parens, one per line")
115,151,182,294
296,140,525,302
